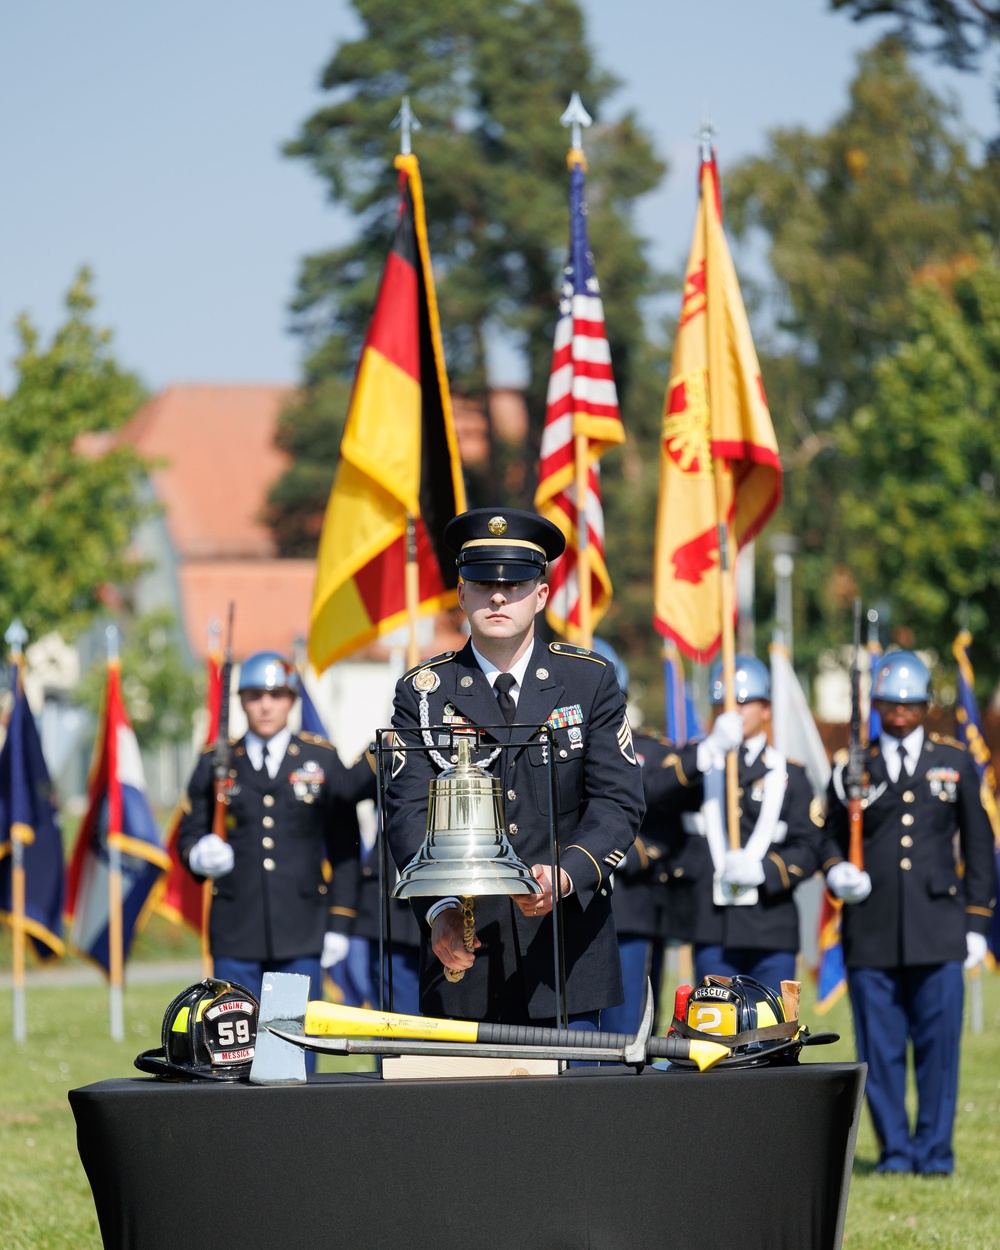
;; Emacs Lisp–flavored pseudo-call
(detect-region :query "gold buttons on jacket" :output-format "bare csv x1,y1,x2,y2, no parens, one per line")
263,858,276,871
900,835,913,848
263,794,275,807
902,791,915,803
507,790,517,802
262,816,275,829
900,858,912,871
509,823,518,836
901,814,914,826
673,867,685,878
262,837,275,849
559,750,568,758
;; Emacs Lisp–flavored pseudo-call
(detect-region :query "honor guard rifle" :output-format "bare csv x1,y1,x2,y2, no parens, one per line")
211,603,236,840
846,598,865,869
201,604,235,972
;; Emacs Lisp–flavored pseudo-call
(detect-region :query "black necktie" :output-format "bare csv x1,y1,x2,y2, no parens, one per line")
494,673,517,725
897,742,911,780
259,742,270,775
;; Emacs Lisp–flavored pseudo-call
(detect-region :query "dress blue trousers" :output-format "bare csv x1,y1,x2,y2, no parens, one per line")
848,963,964,1174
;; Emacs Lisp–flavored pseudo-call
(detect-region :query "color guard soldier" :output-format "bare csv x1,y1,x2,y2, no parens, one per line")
823,649,996,1175
384,508,646,1027
179,651,365,1011
642,655,822,993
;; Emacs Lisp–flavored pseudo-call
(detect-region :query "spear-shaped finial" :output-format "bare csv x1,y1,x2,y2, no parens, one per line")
207,617,222,655
697,118,716,163
560,91,592,153
106,624,119,662
5,617,27,660
390,96,421,156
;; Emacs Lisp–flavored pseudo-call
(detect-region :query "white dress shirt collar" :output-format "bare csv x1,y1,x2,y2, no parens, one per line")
879,725,924,781
744,732,768,766
470,641,533,703
244,727,291,778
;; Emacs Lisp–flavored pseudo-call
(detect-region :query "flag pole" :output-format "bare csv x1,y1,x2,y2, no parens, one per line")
701,125,741,850
6,618,29,1042
562,93,594,648
105,625,125,1041
392,98,425,671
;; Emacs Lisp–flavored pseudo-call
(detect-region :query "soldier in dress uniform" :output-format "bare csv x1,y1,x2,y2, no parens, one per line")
385,508,646,1026
179,651,366,1011
587,638,678,1035
823,649,996,1175
640,655,822,993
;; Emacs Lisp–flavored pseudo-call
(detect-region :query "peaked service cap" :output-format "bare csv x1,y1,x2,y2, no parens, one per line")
445,508,565,584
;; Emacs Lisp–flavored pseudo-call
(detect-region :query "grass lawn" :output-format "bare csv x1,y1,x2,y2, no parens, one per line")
0,943,997,1249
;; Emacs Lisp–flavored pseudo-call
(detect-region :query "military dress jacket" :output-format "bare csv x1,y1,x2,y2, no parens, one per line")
640,741,822,951
385,637,646,1022
179,733,361,963
823,735,996,969
611,731,687,943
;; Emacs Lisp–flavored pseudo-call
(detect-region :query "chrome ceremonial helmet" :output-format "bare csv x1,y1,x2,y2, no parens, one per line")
135,979,259,1081
871,651,930,704
709,655,770,705
237,650,299,696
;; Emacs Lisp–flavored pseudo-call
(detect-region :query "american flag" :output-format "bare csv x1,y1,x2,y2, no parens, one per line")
534,155,624,642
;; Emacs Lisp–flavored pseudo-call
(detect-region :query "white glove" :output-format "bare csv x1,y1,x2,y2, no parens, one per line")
696,711,744,772
188,833,234,878
965,932,988,970
722,848,765,887
321,931,350,970
826,861,872,904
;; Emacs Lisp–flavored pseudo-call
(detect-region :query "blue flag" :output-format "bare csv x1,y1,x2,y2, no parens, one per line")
0,666,65,959
299,679,328,738
663,642,703,744
952,630,1000,960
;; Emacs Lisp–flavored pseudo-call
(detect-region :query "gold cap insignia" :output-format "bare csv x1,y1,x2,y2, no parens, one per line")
412,668,440,694
487,515,508,536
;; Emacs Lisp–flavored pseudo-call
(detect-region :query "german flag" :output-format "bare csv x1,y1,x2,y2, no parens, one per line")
308,153,466,672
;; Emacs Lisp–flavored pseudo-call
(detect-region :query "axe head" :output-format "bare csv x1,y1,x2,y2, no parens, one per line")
249,972,311,1085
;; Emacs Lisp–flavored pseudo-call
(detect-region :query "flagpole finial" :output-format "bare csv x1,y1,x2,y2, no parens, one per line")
5,617,27,659
105,624,119,662
207,617,222,651
560,91,592,154
697,118,716,163
390,96,421,156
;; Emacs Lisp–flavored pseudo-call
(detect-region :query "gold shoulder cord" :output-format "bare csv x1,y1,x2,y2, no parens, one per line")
444,897,477,984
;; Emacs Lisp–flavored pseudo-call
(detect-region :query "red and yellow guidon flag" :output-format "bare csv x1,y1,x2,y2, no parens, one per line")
309,154,467,672
653,149,781,661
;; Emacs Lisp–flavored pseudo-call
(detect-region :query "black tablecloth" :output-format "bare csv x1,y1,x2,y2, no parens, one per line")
70,1063,865,1250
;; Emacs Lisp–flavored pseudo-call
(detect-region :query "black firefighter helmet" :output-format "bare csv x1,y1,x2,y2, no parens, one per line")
135,979,259,1081
669,975,805,1069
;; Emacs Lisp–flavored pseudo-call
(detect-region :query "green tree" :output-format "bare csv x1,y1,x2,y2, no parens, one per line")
274,0,665,536
73,608,203,752
839,255,1000,683
831,1,1000,73
723,37,999,664
0,270,149,640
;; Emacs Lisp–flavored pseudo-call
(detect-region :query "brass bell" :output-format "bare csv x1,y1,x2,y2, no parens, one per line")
393,737,542,981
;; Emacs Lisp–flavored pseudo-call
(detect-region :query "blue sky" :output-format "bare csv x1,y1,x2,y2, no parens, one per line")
2,1,995,394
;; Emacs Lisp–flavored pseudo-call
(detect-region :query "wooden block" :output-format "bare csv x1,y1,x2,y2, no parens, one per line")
380,1054,559,1081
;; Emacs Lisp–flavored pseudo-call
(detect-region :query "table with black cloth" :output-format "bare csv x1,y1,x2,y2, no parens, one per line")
70,1063,865,1250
